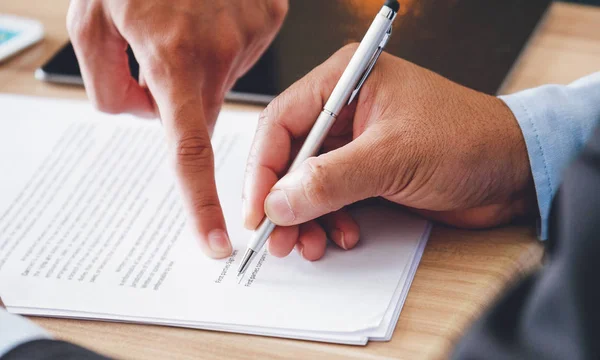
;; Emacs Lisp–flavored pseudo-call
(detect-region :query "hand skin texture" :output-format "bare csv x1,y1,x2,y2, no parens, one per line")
243,44,537,261
67,0,288,258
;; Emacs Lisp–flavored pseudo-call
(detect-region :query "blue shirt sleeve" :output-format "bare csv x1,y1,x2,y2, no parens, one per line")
499,72,600,239
0,308,51,357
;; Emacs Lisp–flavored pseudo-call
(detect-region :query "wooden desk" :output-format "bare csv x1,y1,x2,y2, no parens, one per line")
2,1,600,359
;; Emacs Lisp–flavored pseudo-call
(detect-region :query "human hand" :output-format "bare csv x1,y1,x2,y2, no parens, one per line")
67,0,288,258
243,45,536,261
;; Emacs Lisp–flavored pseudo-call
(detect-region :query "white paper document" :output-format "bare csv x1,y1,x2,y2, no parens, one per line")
0,95,431,345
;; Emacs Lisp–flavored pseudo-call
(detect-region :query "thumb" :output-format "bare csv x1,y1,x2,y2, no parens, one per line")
264,131,385,226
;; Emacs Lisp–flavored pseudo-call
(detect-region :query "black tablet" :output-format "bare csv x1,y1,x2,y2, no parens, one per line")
36,0,551,104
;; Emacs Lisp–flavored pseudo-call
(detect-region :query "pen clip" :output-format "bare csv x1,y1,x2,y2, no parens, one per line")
347,26,393,105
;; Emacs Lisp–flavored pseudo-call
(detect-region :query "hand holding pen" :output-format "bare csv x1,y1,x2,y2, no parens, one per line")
238,1,401,279
241,0,534,274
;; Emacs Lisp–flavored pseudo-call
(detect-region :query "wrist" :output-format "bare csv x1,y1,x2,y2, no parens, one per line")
494,96,538,220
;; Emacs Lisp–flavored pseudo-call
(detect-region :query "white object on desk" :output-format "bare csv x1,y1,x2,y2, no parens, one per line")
0,15,43,62
0,95,430,345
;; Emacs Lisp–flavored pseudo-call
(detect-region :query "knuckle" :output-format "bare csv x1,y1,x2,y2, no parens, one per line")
116,21,138,42
88,77,139,115
243,139,261,189
246,119,266,168
213,33,242,66
246,0,288,41
266,0,289,25
332,43,361,69
162,38,201,66
113,3,143,39
206,17,244,67
92,96,126,114
261,100,280,125
67,12,91,43
340,42,360,56
90,81,140,114
174,132,214,173
302,158,335,210
189,193,222,219
149,32,241,84
94,101,116,114
262,98,288,132
258,108,270,126
263,86,298,129
142,24,205,69
67,1,100,44
144,57,169,82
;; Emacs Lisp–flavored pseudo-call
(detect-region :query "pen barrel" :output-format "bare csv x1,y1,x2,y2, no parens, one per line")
289,111,336,172
323,7,393,115
249,217,277,251
247,5,397,257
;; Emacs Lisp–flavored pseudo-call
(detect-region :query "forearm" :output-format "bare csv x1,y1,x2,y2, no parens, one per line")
499,72,600,239
0,309,50,358
453,124,600,360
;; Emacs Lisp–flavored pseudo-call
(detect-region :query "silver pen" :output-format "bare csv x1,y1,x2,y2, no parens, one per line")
238,0,400,281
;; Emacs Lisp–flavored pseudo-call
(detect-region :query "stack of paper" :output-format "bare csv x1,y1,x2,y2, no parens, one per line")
0,95,431,345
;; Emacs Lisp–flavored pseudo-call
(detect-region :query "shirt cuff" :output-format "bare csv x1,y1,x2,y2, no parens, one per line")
499,72,600,239
0,308,51,358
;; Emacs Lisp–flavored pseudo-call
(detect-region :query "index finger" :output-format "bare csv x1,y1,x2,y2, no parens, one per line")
242,44,357,230
142,66,232,258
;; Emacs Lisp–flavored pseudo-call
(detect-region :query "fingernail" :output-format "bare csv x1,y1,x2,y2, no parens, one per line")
265,190,295,224
297,243,305,259
332,229,347,250
207,229,232,256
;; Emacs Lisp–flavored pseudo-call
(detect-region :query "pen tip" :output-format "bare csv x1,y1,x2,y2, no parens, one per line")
237,271,246,285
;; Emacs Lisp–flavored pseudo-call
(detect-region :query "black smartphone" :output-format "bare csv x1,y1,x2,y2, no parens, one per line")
36,42,139,86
